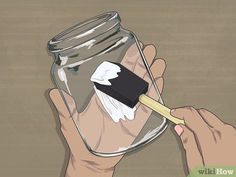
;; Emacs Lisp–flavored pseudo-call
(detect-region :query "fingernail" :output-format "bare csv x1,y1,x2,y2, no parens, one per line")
174,125,183,136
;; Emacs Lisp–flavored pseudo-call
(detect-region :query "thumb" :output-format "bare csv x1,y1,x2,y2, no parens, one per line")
174,124,204,172
49,88,88,154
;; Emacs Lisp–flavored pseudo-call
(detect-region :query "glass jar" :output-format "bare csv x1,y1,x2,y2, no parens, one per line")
48,11,168,157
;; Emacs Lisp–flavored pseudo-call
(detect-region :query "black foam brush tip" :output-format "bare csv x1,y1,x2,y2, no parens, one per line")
93,62,149,108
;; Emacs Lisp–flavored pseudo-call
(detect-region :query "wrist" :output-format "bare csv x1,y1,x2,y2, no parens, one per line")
66,156,115,177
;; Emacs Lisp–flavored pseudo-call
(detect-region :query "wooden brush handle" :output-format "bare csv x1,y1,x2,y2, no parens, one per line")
139,94,185,125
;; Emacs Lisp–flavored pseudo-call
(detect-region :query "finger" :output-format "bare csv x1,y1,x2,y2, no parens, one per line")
121,42,143,71
49,89,87,153
142,58,166,87
143,59,166,100
49,89,72,119
134,58,166,123
143,44,157,66
198,108,224,128
149,58,166,78
174,124,204,171
133,44,157,78
171,107,212,141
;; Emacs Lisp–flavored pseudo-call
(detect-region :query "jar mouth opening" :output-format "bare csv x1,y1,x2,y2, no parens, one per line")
48,11,120,53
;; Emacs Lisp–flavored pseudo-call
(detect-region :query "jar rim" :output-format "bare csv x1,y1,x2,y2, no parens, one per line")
48,11,120,53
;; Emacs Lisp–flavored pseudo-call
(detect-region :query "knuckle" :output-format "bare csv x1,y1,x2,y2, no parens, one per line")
198,108,206,113
137,59,145,68
60,126,65,132
223,124,236,133
58,112,66,119
60,124,67,132
182,136,188,145
181,130,195,147
211,128,222,140
186,131,195,140
156,77,163,84
182,106,197,116
187,106,196,112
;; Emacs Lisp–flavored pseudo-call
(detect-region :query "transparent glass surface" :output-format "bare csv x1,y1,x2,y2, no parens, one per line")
48,11,168,157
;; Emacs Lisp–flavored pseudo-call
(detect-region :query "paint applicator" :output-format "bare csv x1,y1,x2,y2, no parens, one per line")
91,61,185,124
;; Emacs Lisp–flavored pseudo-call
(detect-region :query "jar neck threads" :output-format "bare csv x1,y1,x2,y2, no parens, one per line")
48,11,123,66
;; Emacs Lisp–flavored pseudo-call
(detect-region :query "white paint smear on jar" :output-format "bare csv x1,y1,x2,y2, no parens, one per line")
90,61,136,122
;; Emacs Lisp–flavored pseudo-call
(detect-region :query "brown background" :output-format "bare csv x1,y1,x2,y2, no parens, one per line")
0,0,236,177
